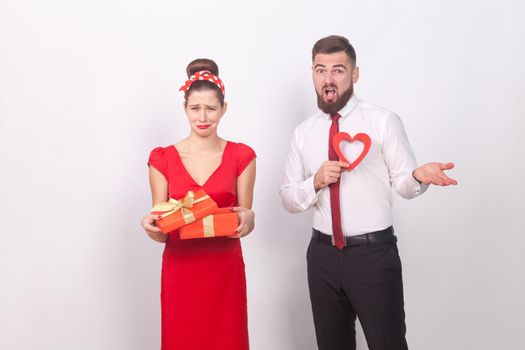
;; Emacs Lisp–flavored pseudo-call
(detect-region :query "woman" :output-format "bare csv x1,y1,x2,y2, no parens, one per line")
141,58,256,350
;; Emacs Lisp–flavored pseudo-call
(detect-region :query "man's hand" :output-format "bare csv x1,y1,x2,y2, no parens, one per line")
412,162,458,186
314,161,349,191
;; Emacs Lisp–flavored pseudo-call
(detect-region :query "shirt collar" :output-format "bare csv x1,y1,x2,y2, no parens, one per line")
319,93,359,119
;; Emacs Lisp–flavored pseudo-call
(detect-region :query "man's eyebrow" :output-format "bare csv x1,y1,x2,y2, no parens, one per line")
313,64,347,69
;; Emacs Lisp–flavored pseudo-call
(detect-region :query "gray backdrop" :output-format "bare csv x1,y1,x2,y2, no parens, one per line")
1,0,524,349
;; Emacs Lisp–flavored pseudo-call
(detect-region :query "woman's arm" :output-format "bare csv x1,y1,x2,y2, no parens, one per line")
237,159,256,209
141,166,169,243
230,159,256,238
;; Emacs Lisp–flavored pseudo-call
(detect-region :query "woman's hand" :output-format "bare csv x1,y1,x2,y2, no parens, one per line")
229,207,255,238
141,214,167,243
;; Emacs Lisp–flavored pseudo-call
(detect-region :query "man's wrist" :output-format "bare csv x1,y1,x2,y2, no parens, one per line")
412,169,422,184
313,178,323,192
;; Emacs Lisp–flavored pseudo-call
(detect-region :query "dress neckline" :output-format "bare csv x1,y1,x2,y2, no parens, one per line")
171,141,231,187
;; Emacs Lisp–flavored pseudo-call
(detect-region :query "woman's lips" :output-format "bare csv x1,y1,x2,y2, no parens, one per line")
197,124,211,129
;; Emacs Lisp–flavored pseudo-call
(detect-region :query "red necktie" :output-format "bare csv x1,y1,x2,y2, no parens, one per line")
329,113,345,250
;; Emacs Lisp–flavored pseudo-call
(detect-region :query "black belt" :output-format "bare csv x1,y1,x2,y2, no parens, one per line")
312,226,396,247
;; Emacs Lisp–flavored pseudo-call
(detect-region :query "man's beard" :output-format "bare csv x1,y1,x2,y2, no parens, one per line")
317,84,353,115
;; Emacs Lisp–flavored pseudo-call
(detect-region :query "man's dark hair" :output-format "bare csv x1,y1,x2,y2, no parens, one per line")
312,35,356,66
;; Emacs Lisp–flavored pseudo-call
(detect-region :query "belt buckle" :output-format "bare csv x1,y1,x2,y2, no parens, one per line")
331,235,335,246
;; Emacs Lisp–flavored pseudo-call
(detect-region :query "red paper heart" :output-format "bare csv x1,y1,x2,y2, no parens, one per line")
332,132,371,171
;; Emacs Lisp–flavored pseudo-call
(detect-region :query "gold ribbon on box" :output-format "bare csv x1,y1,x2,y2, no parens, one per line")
152,191,210,224
203,215,215,237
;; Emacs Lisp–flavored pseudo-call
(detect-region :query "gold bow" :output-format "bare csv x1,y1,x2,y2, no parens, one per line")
152,191,210,224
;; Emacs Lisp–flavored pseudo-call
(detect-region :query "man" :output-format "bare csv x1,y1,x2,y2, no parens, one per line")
279,35,457,350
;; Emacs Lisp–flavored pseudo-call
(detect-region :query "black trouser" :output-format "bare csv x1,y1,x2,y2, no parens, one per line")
307,230,408,350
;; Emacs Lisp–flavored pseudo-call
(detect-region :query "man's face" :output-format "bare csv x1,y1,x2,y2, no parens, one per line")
312,51,359,115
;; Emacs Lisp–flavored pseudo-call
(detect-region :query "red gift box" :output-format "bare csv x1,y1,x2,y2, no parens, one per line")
179,208,239,239
151,190,218,234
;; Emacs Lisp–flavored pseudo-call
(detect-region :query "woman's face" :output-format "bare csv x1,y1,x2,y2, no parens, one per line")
184,89,227,137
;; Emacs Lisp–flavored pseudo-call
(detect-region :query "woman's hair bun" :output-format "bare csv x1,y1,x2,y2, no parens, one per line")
186,58,219,78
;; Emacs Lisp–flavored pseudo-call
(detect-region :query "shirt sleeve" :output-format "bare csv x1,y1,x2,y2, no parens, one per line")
279,127,321,213
148,147,168,178
236,143,256,176
382,113,428,199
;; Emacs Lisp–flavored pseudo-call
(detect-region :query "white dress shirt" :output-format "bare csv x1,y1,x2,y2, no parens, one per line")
280,94,428,236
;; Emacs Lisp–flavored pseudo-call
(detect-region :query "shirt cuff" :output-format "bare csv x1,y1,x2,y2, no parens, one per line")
304,175,322,207
409,174,428,196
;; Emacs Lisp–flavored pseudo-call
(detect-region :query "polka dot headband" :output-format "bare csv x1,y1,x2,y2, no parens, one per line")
179,70,225,95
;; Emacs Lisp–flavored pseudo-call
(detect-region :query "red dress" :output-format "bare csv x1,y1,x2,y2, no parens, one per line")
148,141,256,350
